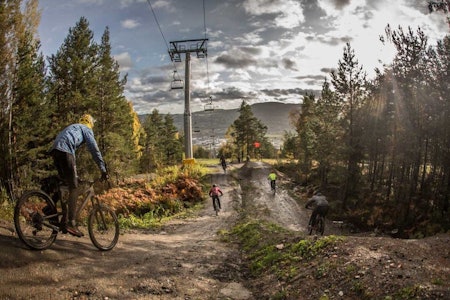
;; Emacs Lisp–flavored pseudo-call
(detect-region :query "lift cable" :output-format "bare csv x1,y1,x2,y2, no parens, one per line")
202,0,214,113
146,0,180,81
203,0,210,92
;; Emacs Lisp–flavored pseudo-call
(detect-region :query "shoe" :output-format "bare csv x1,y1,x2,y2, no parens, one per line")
65,225,84,237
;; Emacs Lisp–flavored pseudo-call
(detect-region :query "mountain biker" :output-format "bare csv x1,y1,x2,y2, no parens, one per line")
267,170,277,190
49,114,108,237
220,155,227,172
208,184,223,212
305,191,329,229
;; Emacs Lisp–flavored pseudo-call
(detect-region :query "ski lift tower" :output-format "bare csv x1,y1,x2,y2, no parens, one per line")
169,38,208,161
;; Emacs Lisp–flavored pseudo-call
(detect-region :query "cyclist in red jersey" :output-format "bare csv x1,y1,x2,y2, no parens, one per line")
209,184,223,212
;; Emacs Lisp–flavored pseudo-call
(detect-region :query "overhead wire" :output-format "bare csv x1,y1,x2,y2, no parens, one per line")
202,0,216,161
145,0,180,81
203,0,211,95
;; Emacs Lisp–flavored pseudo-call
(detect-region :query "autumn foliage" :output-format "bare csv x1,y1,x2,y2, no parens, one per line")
97,174,204,219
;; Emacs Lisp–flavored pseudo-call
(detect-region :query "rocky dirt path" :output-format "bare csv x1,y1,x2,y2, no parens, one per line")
0,164,253,300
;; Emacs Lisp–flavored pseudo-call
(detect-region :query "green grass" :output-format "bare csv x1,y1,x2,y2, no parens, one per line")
228,219,344,278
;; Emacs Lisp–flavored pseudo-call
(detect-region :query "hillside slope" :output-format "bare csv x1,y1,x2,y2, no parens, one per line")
235,161,450,299
141,102,300,139
0,162,448,299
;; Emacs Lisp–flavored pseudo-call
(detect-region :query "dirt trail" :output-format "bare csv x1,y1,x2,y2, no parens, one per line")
237,161,309,231
0,162,449,300
0,163,253,300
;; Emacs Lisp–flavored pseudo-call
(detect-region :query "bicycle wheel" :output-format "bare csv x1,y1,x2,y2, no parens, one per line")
213,197,220,216
318,217,325,236
14,190,58,250
88,204,119,251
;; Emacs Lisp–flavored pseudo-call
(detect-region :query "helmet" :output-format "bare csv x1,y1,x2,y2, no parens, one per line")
212,184,216,187
79,114,95,129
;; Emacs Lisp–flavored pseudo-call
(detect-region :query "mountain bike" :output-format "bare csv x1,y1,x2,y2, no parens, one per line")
211,195,221,216
221,161,227,174
14,177,119,251
270,180,276,195
308,213,325,236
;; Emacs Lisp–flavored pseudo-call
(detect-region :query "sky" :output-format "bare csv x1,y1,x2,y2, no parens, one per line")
37,0,448,115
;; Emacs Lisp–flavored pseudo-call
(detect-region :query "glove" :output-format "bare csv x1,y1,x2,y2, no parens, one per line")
101,171,109,181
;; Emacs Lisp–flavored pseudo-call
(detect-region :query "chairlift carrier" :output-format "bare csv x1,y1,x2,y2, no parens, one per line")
204,96,214,111
171,70,184,90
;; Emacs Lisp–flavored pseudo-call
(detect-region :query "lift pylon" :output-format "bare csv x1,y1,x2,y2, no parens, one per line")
168,39,208,160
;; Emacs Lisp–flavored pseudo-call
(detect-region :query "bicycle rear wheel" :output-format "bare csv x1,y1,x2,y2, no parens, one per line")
88,204,119,251
14,190,58,250
212,196,220,216
318,217,325,236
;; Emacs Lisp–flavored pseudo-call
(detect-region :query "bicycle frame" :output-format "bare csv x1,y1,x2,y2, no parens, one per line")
75,181,97,219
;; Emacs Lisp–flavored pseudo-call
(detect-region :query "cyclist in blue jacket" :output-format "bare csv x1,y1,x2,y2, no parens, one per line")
50,114,108,237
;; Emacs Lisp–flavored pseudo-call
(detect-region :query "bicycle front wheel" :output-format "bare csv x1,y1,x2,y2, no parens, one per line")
88,204,119,251
14,190,58,250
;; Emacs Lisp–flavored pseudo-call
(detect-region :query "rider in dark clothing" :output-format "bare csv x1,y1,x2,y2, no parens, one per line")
305,192,329,228
50,114,108,237
220,155,227,172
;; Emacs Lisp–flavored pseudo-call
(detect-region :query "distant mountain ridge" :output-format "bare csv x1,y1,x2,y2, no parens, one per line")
139,102,301,146
175,102,299,137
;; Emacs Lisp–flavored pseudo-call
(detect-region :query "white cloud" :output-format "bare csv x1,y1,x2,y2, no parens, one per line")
121,19,140,29
114,52,133,72
242,0,305,28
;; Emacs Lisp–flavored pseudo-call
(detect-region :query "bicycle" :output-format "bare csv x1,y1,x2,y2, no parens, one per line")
14,177,119,251
270,180,276,195
211,195,221,216
308,212,325,236
221,161,227,174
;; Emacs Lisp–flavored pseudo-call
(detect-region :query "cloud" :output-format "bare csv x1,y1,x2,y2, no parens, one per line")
306,34,353,46
320,67,335,74
242,0,305,28
121,19,140,29
214,87,256,100
215,53,257,69
282,58,297,71
261,87,316,97
332,0,351,9
114,52,133,72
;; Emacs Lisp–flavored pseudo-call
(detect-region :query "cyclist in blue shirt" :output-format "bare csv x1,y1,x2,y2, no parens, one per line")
50,114,108,237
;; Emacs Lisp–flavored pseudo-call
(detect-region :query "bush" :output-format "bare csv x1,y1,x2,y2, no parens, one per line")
96,164,207,228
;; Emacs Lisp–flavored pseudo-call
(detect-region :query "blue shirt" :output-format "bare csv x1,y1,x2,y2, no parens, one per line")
52,123,107,173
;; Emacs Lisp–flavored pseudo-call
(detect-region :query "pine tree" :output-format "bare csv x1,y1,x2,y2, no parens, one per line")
141,110,164,171
12,30,50,189
331,42,368,208
47,17,97,128
93,27,137,177
232,101,268,161
140,110,182,171
161,114,182,165
0,0,47,197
